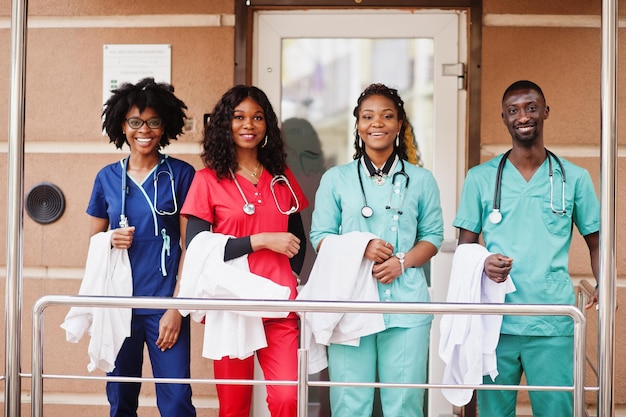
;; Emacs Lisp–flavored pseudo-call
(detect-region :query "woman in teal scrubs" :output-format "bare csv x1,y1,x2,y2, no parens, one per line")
309,83,444,417
453,80,600,417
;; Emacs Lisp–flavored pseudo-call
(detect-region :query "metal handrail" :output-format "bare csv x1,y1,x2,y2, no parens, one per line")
32,296,587,417
577,279,600,417
577,279,598,378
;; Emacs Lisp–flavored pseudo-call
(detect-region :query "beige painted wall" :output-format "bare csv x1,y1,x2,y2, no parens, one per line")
0,0,624,415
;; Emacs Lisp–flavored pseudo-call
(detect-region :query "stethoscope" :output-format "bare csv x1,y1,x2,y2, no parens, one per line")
489,148,566,224
230,169,300,216
358,157,410,218
119,154,177,277
119,154,177,228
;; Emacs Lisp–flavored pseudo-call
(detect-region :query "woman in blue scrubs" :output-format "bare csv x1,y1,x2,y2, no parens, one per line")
87,77,196,417
309,83,444,417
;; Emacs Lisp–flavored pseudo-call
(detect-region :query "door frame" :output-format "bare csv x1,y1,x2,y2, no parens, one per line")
234,0,483,169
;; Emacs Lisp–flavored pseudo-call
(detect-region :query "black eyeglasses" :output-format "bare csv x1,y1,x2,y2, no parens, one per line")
125,117,163,129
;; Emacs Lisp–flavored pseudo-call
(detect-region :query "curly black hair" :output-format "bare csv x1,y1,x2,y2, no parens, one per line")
201,85,287,179
351,83,409,161
102,77,188,149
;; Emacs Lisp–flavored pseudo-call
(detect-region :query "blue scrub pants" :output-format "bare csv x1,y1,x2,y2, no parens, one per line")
478,334,574,417
327,324,430,417
106,313,196,417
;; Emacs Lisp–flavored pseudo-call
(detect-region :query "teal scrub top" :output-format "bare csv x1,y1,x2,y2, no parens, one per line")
453,153,600,336
310,158,444,328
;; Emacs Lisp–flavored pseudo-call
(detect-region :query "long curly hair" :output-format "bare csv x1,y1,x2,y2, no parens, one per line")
202,85,287,179
352,83,422,165
102,77,188,149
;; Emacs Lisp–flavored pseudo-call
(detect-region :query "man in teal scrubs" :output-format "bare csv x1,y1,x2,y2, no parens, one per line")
453,80,599,417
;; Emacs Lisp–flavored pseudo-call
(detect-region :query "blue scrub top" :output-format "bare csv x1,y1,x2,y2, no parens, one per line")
310,158,444,328
87,154,195,314
453,153,600,336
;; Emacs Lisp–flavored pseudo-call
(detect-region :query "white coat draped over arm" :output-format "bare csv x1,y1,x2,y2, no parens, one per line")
60,230,133,373
177,231,291,360
296,231,386,373
439,243,516,406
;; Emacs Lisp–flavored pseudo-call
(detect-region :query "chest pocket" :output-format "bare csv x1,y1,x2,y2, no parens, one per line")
540,195,573,236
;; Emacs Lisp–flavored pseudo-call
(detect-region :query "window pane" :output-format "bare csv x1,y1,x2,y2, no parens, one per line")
281,38,434,169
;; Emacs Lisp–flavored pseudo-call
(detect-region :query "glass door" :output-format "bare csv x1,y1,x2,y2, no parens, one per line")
254,9,467,417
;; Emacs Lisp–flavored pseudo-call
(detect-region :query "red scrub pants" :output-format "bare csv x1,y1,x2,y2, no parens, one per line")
214,317,299,417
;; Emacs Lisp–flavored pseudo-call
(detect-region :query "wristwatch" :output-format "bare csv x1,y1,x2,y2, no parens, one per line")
396,252,405,275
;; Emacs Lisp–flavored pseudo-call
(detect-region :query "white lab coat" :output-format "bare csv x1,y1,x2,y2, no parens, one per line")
177,231,291,360
439,243,516,406
297,231,386,373
60,230,133,373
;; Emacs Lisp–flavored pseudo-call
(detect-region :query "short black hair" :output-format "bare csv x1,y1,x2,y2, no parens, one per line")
102,77,188,149
502,80,546,103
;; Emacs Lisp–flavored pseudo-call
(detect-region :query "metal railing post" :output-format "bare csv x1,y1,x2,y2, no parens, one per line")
5,0,28,416
599,0,618,416
297,349,309,417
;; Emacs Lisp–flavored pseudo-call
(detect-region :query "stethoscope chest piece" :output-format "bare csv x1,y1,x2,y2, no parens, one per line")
243,203,255,215
488,209,502,224
361,205,373,218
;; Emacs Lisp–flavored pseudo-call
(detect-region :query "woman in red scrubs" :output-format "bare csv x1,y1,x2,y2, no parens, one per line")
181,85,308,417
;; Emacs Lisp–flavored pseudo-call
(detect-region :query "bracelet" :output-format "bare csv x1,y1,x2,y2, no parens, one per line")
396,252,405,275
292,271,301,286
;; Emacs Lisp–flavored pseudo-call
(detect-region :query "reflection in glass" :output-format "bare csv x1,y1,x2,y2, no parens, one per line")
281,38,434,169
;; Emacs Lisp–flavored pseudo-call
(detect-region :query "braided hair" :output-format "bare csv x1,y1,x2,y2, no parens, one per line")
352,83,422,166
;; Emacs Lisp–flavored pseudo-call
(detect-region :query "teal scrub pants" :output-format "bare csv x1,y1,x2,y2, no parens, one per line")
327,324,430,417
478,334,574,417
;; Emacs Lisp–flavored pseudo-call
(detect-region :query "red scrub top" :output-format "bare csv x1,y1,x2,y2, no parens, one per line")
181,166,308,299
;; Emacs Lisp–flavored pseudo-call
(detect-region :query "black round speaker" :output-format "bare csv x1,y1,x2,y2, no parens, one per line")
25,182,66,224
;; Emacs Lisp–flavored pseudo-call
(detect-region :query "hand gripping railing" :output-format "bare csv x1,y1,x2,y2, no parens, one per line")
32,296,586,417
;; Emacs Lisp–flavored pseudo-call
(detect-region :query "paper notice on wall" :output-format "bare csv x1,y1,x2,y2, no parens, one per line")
102,44,171,105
